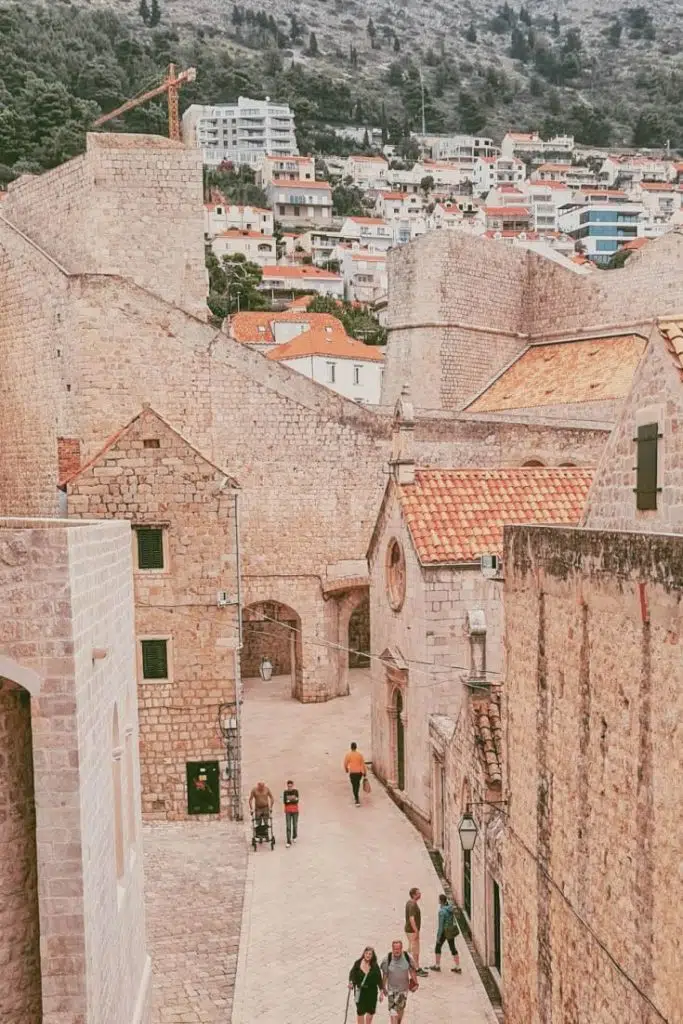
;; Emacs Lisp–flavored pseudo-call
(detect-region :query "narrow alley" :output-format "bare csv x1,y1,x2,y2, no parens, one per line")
233,670,498,1024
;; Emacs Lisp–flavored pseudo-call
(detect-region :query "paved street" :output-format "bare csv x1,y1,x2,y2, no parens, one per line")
233,670,498,1024
144,821,247,1023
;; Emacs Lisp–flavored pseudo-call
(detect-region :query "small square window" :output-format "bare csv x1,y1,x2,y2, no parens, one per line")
143,438,160,449
141,639,168,680
135,527,165,570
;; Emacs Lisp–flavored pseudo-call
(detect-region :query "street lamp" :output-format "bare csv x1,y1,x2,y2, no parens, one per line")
458,809,479,851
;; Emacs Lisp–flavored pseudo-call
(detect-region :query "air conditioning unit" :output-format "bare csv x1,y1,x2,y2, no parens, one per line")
480,554,503,580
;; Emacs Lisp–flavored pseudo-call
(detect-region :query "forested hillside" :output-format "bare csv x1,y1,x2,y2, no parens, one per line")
0,0,682,180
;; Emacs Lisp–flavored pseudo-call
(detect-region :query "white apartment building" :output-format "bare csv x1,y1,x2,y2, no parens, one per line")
343,154,389,190
375,192,428,243
181,97,298,167
267,180,333,226
473,156,526,193
418,133,499,163
266,327,385,404
211,229,277,266
257,155,315,187
501,131,574,163
340,249,388,304
526,182,573,233
204,202,274,239
600,155,675,188
558,193,643,264
338,216,393,251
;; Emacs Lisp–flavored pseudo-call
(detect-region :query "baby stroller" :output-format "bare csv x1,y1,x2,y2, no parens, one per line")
251,809,275,851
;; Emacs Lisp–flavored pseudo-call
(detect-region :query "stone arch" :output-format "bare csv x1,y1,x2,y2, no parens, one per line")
559,461,577,467
381,648,408,791
112,704,124,881
522,459,545,467
330,585,370,697
348,593,370,669
241,601,303,699
0,673,42,1022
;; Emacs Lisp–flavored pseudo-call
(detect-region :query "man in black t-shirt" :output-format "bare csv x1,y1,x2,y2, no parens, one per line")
283,780,299,848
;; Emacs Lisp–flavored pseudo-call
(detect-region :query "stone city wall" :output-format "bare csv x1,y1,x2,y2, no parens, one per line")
503,524,683,1024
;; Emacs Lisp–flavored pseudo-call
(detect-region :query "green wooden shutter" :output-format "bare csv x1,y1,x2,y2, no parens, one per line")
136,527,164,569
635,423,659,511
141,639,168,679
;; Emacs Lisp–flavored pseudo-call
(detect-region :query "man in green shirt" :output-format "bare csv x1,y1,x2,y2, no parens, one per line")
404,887,428,977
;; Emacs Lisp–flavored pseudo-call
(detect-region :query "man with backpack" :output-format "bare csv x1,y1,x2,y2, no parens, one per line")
429,893,462,974
380,940,418,1022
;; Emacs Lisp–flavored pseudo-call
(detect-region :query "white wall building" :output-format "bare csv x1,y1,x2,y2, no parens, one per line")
267,180,333,226
204,202,274,239
418,133,499,163
259,264,344,297
473,157,526,194
501,131,574,163
211,230,277,266
340,249,388,304
375,192,428,244
181,97,298,167
257,155,315,186
343,154,389,190
266,328,385,404
338,216,393,251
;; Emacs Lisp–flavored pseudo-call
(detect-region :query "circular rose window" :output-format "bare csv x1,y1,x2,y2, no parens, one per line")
385,538,406,611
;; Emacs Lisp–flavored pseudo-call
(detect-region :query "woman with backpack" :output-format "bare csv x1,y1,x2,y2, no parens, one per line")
429,894,462,973
348,946,384,1023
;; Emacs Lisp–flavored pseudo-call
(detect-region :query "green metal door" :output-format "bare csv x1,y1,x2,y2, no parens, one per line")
186,761,220,815
396,690,405,791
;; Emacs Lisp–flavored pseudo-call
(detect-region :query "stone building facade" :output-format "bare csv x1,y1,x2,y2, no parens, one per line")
582,319,683,532
65,407,241,821
0,131,617,705
368,399,593,985
503,525,682,1024
0,518,150,1024
383,229,683,412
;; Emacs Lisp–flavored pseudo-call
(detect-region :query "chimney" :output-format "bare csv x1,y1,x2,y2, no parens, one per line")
390,384,415,485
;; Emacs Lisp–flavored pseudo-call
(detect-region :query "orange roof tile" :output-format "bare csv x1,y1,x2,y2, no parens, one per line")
348,217,387,225
467,334,646,412
535,163,571,172
266,328,384,363
398,468,592,564
272,179,331,191
349,154,387,163
265,154,314,163
285,294,315,309
638,182,675,191
216,229,275,240
485,206,532,217
262,265,341,280
229,311,345,343
622,237,649,251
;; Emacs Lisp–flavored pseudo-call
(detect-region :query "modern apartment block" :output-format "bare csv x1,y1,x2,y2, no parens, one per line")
558,193,642,263
181,96,298,167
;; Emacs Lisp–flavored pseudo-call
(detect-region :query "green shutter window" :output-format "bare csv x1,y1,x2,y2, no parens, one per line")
141,639,168,680
136,527,164,569
635,423,660,511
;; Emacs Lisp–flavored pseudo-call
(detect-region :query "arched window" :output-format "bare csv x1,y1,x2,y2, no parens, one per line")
522,459,545,467
112,706,124,880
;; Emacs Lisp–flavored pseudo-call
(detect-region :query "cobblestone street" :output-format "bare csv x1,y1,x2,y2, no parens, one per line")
233,670,498,1024
144,821,247,1023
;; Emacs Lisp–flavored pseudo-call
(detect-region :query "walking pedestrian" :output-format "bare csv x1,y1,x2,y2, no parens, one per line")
348,946,384,1023
380,940,418,1023
343,741,367,806
283,778,299,848
404,887,428,977
248,780,273,830
429,894,462,973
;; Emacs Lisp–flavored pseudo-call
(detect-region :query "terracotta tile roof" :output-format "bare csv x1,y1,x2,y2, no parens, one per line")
529,180,570,190
485,206,532,217
380,191,411,200
266,328,384,363
622,237,649,251
349,154,388,163
658,318,683,381
473,694,502,787
535,163,571,172
261,265,341,280
398,467,593,564
639,182,675,191
467,334,646,412
216,229,275,240
285,294,315,309
229,311,345,344
506,132,538,141
348,217,387,225
265,154,314,163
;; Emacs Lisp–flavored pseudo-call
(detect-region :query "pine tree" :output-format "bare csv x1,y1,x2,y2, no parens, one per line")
307,31,318,56
393,34,400,53
139,0,150,25
550,12,560,37
149,0,161,27
465,23,477,43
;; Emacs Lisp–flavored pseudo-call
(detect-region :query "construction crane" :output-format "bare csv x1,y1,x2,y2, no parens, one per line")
91,63,197,141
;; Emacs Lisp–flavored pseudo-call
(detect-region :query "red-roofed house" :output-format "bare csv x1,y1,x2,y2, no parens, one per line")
367,392,594,974
205,201,274,239
343,154,389,189
338,216,393,250
473,156,525,193
212,229,277,266
484,205,532,232
259,264,343,297
266,326,384,404
257,154,316,186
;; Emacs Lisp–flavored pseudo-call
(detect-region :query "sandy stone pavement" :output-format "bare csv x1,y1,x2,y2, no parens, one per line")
233,670,498,1024
144,820,247,1023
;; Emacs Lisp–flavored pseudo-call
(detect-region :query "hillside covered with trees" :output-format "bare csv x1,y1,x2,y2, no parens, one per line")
0,0,682,180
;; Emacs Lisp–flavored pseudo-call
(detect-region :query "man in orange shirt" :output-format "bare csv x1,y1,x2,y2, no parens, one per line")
343,741,367,806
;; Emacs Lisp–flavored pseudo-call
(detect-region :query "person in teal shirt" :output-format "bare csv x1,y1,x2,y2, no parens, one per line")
429,894,462,973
